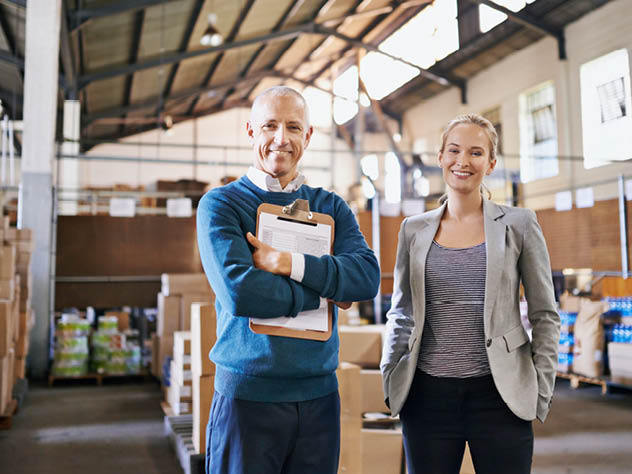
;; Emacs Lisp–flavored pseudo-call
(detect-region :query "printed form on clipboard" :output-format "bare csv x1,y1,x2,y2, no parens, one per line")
249,201,334,341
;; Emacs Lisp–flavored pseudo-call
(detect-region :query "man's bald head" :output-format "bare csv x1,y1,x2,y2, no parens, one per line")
250,86,310,127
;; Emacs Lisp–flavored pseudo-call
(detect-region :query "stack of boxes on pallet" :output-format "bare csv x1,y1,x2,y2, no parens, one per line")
338,324,400,474
337,324,474,474
190,303,216,454
0,223,34,415
168,331,192,415
151,273,213,380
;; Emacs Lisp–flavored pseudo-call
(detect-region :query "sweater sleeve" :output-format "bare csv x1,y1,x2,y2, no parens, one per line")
197,192,321,318
300,195,380,302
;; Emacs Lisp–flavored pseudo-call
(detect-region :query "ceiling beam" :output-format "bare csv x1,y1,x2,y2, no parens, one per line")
186,0,257,116
119,9,146,136
76,22,317,89
69,0,171,31
158,0,204,112
465,0,566,59
60,2,77,98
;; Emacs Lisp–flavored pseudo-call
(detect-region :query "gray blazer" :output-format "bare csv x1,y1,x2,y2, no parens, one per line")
380,199,560,422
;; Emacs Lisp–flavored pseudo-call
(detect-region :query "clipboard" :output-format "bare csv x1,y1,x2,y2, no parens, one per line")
249,199,335,341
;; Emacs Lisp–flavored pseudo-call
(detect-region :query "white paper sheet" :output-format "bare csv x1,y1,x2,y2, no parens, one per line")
250,212,331,332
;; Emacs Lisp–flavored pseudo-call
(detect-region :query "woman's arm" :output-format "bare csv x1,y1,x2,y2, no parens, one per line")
381,219,415,374
519,209,561,422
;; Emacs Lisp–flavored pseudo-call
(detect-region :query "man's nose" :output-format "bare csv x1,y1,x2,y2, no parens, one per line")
274,126,288,144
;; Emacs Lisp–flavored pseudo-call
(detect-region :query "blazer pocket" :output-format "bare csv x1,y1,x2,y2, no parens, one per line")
503,325,529,352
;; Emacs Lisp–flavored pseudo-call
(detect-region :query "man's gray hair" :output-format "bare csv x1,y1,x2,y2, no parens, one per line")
250,86,311,126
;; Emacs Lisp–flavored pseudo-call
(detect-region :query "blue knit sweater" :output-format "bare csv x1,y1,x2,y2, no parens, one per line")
196,176,380,402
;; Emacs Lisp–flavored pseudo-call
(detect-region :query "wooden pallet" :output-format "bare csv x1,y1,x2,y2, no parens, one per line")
0,399,18,430
557,371,609,395
48,371,149,387
164,414,205,474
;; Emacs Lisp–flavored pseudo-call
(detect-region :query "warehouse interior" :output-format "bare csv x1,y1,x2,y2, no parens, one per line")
1,0,632,473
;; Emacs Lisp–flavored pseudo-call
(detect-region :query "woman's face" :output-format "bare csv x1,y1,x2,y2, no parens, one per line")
438,123,496,197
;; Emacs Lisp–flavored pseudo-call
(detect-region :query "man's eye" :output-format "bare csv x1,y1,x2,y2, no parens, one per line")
472,151,482,156
449,148,459,153
263,124,276,130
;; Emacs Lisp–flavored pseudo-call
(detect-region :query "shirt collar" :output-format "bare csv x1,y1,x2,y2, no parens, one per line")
247,166,305,193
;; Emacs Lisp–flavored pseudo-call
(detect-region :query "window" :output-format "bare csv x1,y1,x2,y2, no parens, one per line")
597,77,626,122
580,49,632,169
303,86,332,128
332,66,359,125
519,82,558,182
360,154,379,181
479,0,536,33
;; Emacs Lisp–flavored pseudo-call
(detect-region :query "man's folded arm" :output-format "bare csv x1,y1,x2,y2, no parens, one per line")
300,197,380,303
197,195,321,318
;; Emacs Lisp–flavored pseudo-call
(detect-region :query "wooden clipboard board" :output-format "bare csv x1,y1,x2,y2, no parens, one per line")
249,199,335,341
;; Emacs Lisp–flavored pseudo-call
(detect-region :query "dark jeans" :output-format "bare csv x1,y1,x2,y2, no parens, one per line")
206,390,340,474
400,370,533,474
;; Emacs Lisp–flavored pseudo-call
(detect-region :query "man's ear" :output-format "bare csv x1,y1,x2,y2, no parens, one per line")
437,151,443,168
304,125,314,148
246,121,255,143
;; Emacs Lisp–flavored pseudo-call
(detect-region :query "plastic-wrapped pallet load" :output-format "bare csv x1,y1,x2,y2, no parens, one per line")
52,315,90,377
91,316,142,375
573,299,609,378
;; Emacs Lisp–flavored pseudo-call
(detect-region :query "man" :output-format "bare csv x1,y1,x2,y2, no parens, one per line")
196,86,380,474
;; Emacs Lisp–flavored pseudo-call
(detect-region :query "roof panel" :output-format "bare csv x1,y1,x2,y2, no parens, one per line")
82,13,138,71
284,0,331,27
247,40,293,74
209,44,261,86
85,76,127,113
335,0,393,37
274,33,324,70
129,65,167,104
136,0,194,59
237,0,295,39
170,52,220,94
318,0,357,22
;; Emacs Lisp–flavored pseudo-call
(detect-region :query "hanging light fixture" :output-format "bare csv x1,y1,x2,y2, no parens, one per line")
200,13,223,47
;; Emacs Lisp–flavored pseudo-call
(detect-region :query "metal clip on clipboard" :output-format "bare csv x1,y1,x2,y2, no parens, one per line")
282,199,314,221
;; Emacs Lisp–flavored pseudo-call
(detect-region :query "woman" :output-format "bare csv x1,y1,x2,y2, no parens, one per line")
380,114,560,474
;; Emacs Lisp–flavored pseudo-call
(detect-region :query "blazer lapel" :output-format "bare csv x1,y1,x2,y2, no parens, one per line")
483,199,507,332
410,202,446,325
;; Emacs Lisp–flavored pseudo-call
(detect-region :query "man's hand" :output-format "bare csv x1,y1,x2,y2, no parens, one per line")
329,300,352,310
246,232,292,276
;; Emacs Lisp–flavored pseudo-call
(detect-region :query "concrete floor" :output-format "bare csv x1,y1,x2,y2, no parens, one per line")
0,379,181,474
0,378,631,473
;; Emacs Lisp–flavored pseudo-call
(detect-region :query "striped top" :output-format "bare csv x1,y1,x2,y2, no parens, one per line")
417,240,491,377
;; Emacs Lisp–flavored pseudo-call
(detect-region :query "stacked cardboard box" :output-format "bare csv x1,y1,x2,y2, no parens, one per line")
190,303,217,454
0,223,33,414
152,273,212,379
337,325,392,474
608,342,632,384
7,227,34,383
168,331,192,415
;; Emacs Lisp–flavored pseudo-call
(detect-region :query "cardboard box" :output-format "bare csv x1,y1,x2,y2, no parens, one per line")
361,370,388,414
339,417,362,474
0,301,12,357
158,334,174,379
0,278,14,300
161,273,211,297
180,294,212,331
339,325,384,368
157,293,181,336
16,251,31,267
361,428,403,474
193,374,215,454
173,331,191,365
0,349,14,414
105,311,130,331
608,343,632,380
150,333,160,378
191,303,217,377
15,313,29,358
167,379,192,415
172,359,193,387
337,362,362,418
0,244,15,280
14,356,25,381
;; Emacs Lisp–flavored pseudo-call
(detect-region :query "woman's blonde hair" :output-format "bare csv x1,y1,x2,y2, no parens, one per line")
438,113,498,203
